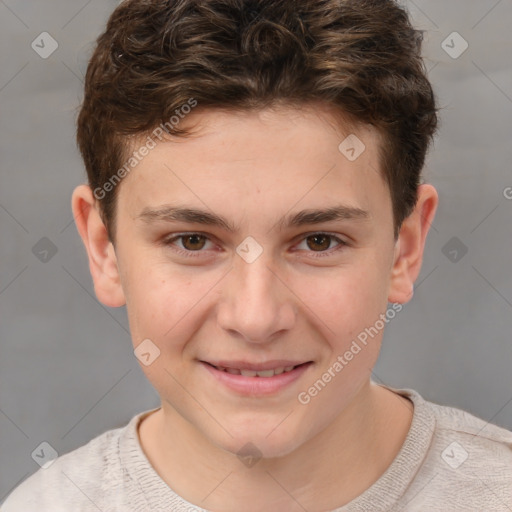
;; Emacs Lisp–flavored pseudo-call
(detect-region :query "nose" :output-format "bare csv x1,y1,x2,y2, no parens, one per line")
216,252,296,344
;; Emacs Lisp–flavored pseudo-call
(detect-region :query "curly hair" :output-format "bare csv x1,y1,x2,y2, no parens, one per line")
76,0,439,243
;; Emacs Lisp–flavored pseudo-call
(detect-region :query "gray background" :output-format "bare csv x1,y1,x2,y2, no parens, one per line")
1,0,511,502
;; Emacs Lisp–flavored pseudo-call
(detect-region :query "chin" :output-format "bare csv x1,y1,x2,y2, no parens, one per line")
215,427,304,461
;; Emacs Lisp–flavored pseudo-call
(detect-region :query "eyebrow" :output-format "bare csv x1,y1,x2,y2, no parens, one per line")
136,204,370,233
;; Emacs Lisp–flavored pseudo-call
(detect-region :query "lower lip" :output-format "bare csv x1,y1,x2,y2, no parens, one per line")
200,361,313,396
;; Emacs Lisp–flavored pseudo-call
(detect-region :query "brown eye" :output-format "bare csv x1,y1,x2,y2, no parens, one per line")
306,234,334,251
295,232,347,257
162,233,214,256
180,234,207,251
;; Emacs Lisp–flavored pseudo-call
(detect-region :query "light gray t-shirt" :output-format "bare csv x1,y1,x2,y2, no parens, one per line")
3,385,512,511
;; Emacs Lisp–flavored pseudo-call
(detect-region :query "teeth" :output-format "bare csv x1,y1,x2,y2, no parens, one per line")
255,369,276,377
240,369,258,377
214,365,299,377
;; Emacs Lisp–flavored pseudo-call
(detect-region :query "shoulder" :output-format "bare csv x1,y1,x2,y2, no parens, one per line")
405,390,512,511
429,398,512,465
1,413,142,512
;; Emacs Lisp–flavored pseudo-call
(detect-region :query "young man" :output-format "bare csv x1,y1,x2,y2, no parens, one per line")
3,0,512,510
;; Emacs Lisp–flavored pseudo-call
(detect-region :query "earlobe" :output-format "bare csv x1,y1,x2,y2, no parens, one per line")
71,184,126,308
387,184,438,304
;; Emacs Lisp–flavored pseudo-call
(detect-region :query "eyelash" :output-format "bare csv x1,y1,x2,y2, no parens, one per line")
162,232,348,259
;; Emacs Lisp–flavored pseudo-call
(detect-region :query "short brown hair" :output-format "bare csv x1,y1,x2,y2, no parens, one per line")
76,0,439,243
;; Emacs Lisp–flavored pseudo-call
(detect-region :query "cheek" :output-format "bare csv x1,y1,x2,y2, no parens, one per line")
124,262,220,353
295,267,386,414
122,262,185,343
294,259,388,336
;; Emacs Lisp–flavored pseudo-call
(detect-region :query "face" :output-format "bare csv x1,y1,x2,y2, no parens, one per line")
112,105,399,458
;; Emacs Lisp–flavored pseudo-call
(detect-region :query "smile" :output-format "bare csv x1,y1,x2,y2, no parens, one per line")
207,363,304,378
200,361,313,395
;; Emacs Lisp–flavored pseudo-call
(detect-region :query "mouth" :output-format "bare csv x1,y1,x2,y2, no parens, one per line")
199,360,314,396
202,361,310,378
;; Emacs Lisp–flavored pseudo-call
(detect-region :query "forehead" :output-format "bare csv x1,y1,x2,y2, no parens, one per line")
117,105,390,228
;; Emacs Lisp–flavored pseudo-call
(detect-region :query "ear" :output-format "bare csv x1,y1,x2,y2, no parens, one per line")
71,184,126,307
387,184,438,304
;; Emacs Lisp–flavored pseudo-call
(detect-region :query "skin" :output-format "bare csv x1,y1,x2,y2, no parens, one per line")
72,104,438,511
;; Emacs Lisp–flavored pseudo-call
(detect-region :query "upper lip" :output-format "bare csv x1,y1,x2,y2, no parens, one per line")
201,360,312,371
